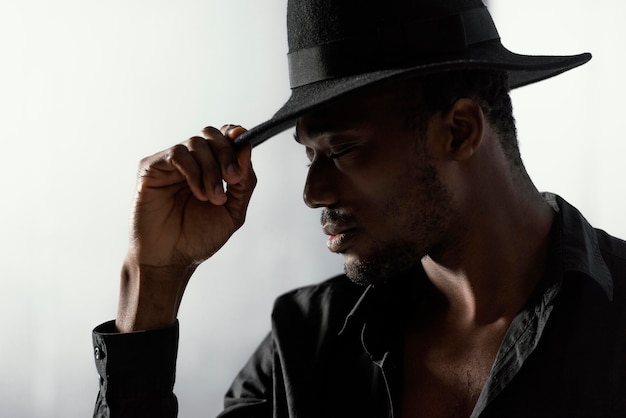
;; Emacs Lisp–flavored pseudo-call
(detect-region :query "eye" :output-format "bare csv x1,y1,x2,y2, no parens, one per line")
328,147,354,160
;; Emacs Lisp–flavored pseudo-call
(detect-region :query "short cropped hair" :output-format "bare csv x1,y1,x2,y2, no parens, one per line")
406,70,522,171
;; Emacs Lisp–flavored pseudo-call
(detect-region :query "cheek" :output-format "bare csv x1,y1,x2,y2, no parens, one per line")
432,161,466,206
346,153,415,197
381,165,452,235
352,181,416,237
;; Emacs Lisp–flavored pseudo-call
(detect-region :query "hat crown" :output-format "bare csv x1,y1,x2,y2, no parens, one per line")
286,0,497,88
287,0,486,53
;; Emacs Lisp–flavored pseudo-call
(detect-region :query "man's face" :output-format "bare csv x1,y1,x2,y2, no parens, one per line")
295,83,458,286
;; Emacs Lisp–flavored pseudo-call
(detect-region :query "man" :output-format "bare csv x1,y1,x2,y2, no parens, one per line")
92,0,626,417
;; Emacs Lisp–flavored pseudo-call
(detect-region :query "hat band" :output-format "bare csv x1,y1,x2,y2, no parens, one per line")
288,6,500,88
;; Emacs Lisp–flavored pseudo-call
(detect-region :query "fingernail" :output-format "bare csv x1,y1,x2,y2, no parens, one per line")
221,124,239,135
225,125,243,138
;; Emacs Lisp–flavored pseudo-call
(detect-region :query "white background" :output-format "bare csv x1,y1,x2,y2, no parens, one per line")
0,1,624,417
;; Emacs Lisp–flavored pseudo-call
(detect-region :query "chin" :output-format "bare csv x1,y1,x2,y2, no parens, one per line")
344,243,426,286
343,252,418,287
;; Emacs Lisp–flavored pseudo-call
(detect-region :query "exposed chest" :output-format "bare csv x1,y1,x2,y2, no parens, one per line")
399,324,508,418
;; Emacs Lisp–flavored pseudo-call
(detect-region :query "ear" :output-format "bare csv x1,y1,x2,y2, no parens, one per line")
443,98,484,161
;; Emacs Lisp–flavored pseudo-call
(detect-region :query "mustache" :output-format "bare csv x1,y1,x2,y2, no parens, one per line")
320,209,355,226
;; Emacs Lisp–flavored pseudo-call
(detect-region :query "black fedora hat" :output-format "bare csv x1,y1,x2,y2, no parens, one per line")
234,0,591,148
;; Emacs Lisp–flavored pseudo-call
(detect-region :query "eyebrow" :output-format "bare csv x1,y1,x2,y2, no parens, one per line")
293,119,349,145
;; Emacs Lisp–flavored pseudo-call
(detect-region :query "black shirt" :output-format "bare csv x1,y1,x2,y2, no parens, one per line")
93,194,626,417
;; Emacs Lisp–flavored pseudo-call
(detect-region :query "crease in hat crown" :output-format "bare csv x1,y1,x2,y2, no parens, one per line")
235,0,591,148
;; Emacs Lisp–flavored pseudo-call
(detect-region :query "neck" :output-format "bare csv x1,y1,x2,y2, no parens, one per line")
421,190,554,325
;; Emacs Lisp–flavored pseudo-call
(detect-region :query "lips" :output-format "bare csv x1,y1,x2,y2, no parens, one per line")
321,209,358,253
323,224,357,253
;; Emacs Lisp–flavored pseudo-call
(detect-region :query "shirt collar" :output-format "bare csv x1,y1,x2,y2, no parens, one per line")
546,193,614,300
338,266,423,360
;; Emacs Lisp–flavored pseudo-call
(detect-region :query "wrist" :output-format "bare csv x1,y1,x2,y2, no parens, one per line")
116,258,196,333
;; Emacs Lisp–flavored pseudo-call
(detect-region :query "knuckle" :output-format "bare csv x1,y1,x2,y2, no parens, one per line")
170,143,189,158
137,149,168,174
201,126,222,139
185,136,206,149
238,171,257,194
161,146,185,169
138,155,151,169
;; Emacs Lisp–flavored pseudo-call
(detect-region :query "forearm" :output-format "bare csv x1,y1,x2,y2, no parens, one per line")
116,258,196,333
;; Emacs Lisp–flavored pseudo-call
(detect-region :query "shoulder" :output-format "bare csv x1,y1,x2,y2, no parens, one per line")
273,274,364,315
596,225,626,266
596,228,626,263
271,275,365,334
594,228,626,311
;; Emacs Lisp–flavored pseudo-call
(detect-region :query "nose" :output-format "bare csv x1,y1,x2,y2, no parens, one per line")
303,157,339,208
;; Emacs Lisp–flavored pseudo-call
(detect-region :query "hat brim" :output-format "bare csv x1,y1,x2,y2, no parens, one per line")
234,41,591,148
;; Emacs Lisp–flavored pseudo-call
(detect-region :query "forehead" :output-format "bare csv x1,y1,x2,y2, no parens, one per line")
295,79,421,142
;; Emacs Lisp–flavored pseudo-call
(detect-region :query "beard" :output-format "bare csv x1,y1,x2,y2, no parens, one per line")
343,239,424,286
324,162,457,286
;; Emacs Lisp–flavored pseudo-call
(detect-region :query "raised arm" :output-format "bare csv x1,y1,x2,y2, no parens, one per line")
93,125,257,418
116,124,256,332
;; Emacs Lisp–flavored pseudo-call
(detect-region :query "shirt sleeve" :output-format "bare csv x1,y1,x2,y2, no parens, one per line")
218,332,274,417
92,320,179,418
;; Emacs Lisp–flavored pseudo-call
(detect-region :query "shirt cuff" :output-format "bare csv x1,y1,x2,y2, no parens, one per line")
92,320,179,398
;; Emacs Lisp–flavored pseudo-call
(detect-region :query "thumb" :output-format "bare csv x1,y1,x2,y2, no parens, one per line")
221,124,255,211
222,125,252,178
220,124,247,140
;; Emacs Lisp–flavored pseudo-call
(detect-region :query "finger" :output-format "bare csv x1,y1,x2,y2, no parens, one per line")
228,143,255,193
167,143,220,203
201,126,242,185
221,124,247,144
235,136,253,180
221,125,252,180
220,124,241,137
137,150,186,189
184,136,227,205
224,136,256,214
